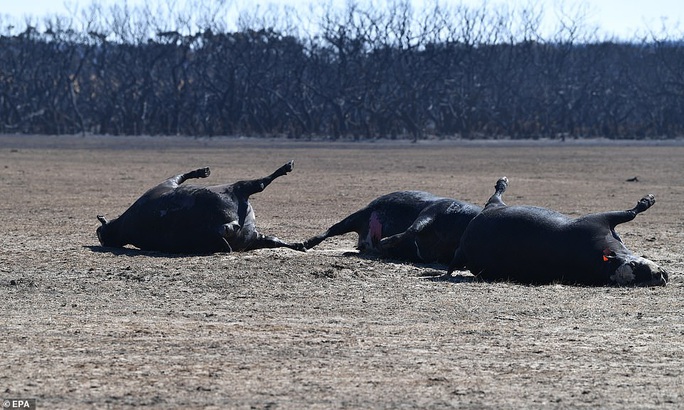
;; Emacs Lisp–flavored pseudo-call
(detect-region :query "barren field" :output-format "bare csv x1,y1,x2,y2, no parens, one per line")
1,135,683,409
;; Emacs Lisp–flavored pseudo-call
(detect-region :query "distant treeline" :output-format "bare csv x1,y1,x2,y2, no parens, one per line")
2,1,684,139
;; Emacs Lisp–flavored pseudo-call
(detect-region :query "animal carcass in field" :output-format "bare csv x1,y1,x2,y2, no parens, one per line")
96,161,305,254
447,177,669,286
303,191,482,264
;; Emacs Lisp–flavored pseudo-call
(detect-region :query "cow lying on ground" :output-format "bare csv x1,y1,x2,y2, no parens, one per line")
96,161,305,254
447,177,669,286
303,191,482,264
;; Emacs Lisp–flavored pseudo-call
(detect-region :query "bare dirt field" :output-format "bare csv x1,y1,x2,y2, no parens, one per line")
1,135,683,409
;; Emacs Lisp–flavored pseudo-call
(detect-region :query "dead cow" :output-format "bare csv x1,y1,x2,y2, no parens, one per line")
96,161,304,254
303,191,481,264
448,177,669,286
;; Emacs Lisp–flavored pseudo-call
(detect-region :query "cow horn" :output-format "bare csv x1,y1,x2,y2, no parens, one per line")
97,215,108,225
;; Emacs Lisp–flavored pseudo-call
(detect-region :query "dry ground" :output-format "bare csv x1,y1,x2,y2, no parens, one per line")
1,135,683,409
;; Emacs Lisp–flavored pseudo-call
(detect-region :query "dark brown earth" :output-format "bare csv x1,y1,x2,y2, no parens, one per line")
1,135,683,409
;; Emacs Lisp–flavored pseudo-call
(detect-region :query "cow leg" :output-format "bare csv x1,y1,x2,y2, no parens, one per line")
231,161,294,198
135,167,211,203
594,194,656,228
302,209,368,249
484,176,508,208
378,231,412,251
166,167,211,188
245,232,306,252
378,215,430,255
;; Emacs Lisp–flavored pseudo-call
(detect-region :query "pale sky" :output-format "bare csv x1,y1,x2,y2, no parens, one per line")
1,0,682,40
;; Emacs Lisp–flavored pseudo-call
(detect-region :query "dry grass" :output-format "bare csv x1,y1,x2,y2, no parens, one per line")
1,135,683,408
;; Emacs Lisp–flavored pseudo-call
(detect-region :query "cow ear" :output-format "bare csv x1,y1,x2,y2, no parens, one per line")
97,215,108,225
602,248,616,262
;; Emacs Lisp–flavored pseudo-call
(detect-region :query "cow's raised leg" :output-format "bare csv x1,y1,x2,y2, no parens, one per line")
484,176,508,209
231,161,294,198
585,194,656,229
165,167,211,187
130,167,211,204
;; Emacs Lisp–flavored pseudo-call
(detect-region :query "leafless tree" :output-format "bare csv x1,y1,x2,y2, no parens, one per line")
2,0,684,139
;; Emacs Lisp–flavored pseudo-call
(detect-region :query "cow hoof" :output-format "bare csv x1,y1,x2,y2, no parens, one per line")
495,176,508,192
188,167,210,179
636,194,655,212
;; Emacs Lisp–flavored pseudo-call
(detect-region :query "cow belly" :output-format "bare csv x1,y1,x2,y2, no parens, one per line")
126,212,226,253
462,219,566,283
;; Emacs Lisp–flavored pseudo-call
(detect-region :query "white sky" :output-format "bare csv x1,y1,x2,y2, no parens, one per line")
1,0,682,40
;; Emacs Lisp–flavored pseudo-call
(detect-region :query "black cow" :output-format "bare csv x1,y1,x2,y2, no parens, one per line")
303,191,482,264
96,161,304,254
447,177,669,286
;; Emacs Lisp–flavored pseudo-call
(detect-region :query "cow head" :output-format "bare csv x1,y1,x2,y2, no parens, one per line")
96,215,124,248
603,249,668,286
